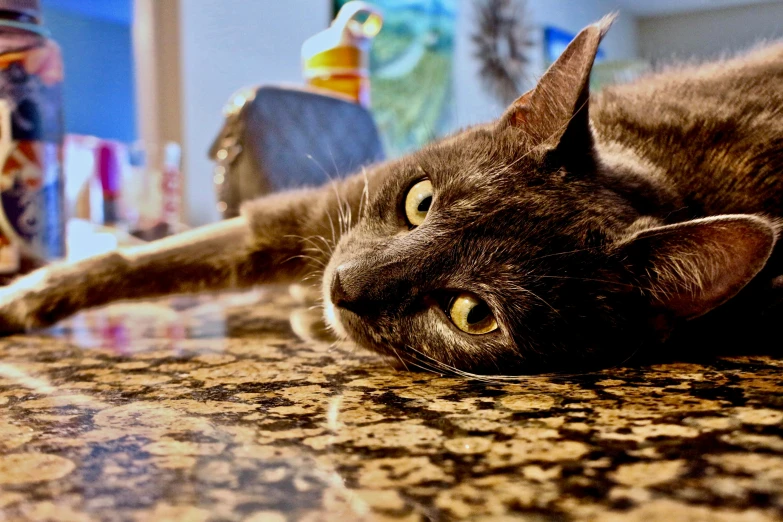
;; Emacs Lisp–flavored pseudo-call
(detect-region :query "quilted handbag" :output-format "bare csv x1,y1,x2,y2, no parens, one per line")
209,85,385,218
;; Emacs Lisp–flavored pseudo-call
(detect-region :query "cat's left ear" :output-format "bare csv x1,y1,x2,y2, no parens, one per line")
617,215,778,320
500,14,615,155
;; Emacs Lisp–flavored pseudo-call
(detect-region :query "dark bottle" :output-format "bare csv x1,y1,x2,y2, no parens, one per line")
0,0,65,279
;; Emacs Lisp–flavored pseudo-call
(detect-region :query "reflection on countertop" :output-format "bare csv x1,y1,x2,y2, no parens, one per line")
0,287,782,521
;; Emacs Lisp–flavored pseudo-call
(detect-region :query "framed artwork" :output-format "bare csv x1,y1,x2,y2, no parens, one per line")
334,0,457,157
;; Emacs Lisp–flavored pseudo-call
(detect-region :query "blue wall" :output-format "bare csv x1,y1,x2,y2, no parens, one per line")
41,2,136,142
42,0,131,24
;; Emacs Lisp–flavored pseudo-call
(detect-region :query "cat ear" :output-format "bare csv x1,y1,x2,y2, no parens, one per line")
500,14,615,154
618,215,777,319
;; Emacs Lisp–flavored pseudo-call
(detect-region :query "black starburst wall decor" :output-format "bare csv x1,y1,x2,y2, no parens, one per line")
471,0,534,106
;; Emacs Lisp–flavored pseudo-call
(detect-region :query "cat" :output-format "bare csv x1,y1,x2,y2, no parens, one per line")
0,14,781,375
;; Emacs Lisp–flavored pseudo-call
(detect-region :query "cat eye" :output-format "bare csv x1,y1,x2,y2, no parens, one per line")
448,292,498,335
404,179,433,227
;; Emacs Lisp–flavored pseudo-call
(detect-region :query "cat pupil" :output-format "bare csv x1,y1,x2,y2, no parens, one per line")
417,196,432,213
466,302,489,324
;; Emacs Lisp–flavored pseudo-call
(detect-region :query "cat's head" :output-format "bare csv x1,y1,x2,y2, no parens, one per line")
321,15,778,374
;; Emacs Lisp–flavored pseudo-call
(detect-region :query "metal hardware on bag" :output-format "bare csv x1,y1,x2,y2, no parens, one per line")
214,139,242,214
211,87,257,216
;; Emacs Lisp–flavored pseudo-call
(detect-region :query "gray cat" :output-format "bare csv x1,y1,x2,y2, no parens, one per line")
0,15,781,375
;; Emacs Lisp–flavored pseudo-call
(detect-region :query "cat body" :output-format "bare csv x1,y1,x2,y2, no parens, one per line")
595,44,783,221
0,16,781,374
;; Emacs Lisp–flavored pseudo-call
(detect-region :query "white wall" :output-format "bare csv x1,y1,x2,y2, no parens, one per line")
453,0,639,129
639,2,783,63
179,0,331,225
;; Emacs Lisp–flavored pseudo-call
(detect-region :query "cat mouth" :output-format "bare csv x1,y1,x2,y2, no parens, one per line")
321,263,345,339
323,295,388,349
322,297,350,340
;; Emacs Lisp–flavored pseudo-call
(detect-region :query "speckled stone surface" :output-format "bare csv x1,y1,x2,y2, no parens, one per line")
1,287,782,521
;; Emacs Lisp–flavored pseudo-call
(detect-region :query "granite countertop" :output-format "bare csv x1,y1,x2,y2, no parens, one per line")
0,286,782,521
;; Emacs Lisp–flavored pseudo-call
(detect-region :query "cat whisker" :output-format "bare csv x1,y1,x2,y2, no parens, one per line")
307,153,350,238
335,192,352,237
307,235,335,256
302,247,330,263
285,234,329,252
285,254,327,268
534,275,654,293
300,252,327,265
306,153,332,180
302,247,326,257
523,246,599,264
511,286,560,316
360,167,371,220
345,199,353,233
390,347,411,372
300,272,323,283
405,358,446,375
326,145,341,183
609,344,644,370
505,151,529,170
285,234,335,266
357,186,366,224
325,183,349,237
326,210,338,248
402,343,606,383
402,345,480,379
336,190,349,236
402,351,450,376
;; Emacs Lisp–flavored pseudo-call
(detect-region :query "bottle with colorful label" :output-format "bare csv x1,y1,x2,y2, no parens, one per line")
301,1,383,107
0,0,64,278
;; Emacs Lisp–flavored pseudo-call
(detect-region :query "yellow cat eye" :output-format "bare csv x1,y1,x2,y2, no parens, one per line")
404,179,433,227
449,292,498,335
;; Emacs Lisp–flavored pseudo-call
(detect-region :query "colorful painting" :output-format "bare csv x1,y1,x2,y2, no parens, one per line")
335,0,457,157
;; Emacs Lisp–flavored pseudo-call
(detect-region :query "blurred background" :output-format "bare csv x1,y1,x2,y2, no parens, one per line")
41,0,783,228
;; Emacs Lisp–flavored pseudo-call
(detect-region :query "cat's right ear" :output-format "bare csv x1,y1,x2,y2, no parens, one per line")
617,214,777,320
499,14,615,155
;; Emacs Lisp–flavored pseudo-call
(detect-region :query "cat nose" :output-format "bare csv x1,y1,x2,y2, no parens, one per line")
330,263,367,314
330,266,349,306
330,257,415,315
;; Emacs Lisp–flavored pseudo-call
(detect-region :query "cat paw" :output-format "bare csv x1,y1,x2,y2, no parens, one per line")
0,269,55,335
0,306,32,335
0,293,36,335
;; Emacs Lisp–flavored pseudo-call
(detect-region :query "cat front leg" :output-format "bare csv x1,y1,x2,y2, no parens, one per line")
0,215,305,333
0,170,368,334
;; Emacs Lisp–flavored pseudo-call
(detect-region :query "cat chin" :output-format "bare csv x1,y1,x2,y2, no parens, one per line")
321,296,389,353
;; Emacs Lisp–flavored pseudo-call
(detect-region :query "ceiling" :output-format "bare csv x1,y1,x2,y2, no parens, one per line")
35,0,782,27
611,0,782,17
